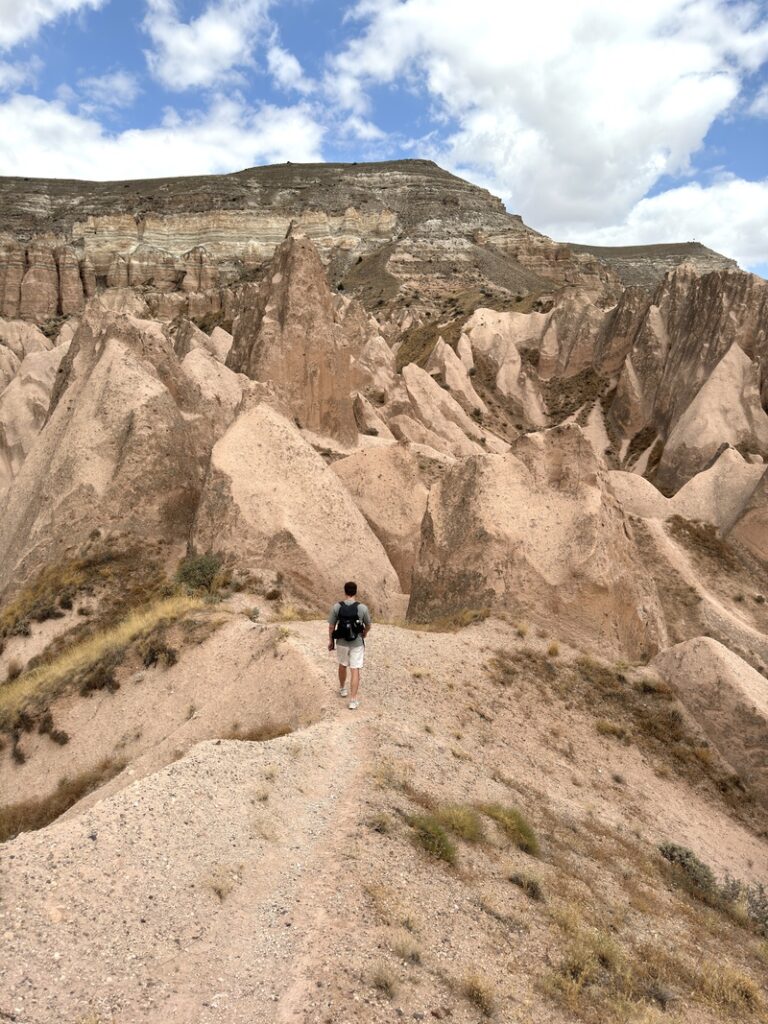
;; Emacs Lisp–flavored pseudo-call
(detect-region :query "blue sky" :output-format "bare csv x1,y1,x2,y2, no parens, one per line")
0,1,767,274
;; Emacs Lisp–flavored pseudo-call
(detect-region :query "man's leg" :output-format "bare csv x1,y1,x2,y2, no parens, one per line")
349,667,361,699
337,647,349,695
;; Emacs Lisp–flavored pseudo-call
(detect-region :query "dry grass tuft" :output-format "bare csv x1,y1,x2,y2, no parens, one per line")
390,928,422,964
699,965,762,1012
371,963,397,998
432,804,485,843
459,974,496,1016
478,803,540,855
509,871,544,902
409,814,458,865
595,719,629,741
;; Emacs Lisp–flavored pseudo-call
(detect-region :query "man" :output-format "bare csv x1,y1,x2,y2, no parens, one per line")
328,581,371,710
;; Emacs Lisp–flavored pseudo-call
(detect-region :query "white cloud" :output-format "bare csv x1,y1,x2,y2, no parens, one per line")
143,0,270,90
78,69,140,110
0,60,33,91
749,82,768,116
329,0,768,253
267,43,313,94
571,177,768,271
0,93,324,179
0,0,105,50
341,114,386,141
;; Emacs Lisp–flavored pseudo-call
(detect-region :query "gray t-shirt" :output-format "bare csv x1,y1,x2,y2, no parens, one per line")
328,599,371,648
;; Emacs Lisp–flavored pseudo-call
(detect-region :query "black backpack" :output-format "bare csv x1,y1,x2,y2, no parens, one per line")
333,601,363,642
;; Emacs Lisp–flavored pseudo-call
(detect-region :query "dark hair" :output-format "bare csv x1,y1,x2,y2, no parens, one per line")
344,581,357,596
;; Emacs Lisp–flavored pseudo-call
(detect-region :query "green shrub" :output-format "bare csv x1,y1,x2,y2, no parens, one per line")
659,842,717,898
176,553,222,592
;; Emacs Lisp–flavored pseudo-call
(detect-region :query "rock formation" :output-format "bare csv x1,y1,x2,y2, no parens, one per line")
408,424,664,658
654,637,768,808
192,403,402,613
227,233,362,445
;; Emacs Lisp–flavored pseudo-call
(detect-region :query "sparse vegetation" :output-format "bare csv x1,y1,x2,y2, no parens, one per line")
547,641,560,657
659,843,768,935
390,928,421,964
139,635,178,668
509,872,544,902
176,552,223,593
0,594,202,731
432,804,485,843
367,811,393,834
371,963,397,998
0,758,125,842
4,657,22,682
595,719,628,741
478,803,540,855
459,973,495,1017
408,814,458,865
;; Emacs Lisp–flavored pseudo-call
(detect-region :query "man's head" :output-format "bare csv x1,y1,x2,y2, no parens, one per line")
344,581,357,597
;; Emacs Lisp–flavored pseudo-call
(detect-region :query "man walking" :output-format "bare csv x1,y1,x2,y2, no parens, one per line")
328,581,371,710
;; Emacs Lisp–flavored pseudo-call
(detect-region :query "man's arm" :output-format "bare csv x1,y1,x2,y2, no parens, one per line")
328,605,338,650
362,607,372,639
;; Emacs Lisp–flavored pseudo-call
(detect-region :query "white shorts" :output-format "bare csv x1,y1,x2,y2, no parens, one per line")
336,644,364,669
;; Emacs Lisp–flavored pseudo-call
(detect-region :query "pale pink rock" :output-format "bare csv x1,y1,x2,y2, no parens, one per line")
19,243,58,320
56,246,85,316
227,234,360,445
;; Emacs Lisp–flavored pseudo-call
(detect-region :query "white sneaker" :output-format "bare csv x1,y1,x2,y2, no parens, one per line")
348,700,360,710
339,687,349,697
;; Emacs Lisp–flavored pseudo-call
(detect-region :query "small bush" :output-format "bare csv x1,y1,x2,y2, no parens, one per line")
460,974,495,1017
58,594,73,611
37,711,54,735
140,638,178,669
265,588,281,601
391,929,421,964
176,553,222,592
433,804,485,843
659,842,717,900
367,812,393,834
31,605,65,623
547,641,560,657
5,658,22,682
371,963,397,998
50,729,70,746
596,719,628,741
700,965,762,1011
478,803,540,855
409,814,458,865
509,872,544,902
